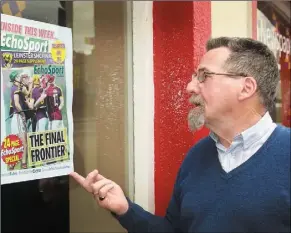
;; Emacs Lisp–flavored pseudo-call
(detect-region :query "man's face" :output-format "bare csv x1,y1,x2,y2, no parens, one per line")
186,47,242,131
20,74,31,86
40,76,48,89
20,74,33,95
14,75,21,84
48,75,55,87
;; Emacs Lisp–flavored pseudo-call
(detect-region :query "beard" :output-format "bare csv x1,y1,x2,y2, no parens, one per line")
187,95,205,132
188,106,205,132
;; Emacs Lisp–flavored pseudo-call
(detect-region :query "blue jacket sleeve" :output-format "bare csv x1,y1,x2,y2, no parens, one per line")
113,169,183,232
114,193,180,233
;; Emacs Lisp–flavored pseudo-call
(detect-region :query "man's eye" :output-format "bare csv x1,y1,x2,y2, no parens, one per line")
203,72,210,77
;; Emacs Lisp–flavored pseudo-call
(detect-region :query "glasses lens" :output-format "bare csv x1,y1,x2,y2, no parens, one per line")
192,71,197,79
197,71,205,82
192,71,206,83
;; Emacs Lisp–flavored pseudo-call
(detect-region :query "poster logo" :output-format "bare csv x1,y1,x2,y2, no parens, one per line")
34,64,65,77
1,34,49,53
2,52,13,68
1,135,24,168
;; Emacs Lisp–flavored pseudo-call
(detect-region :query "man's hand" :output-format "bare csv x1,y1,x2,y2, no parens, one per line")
70,170,129,216
25,98,34,109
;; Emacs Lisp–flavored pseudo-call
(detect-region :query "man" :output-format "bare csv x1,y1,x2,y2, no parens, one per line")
39,74,64,130
9,70,31,169
18,70,34,132
28,75,48,132
70,37,290,232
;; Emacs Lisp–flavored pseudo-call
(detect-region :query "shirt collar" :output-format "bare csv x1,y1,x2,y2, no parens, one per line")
210,111,275,149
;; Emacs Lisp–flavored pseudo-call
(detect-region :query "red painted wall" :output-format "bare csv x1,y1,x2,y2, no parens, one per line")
153,1,211,216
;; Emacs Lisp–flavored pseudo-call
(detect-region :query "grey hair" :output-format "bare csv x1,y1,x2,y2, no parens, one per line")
206,37,279,112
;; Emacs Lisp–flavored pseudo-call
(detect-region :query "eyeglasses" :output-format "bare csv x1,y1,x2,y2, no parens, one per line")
192,70,248,83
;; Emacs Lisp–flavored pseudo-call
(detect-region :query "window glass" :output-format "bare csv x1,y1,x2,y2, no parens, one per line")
257,2,291,127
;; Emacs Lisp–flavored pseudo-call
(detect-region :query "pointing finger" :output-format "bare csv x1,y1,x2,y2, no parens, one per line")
70,172,85,185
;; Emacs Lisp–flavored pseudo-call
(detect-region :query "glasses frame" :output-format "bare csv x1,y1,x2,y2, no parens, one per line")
192,70,248,83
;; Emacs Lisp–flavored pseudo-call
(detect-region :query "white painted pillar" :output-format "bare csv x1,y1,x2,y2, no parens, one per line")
132,1,155,213
211,1,253,38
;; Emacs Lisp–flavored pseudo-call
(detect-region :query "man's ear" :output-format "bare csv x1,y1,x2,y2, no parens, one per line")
238,77,257,101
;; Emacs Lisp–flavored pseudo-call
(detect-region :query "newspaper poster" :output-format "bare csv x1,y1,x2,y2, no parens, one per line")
1,14,74,185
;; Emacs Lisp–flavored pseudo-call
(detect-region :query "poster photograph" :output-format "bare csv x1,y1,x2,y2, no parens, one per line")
1,14,74,185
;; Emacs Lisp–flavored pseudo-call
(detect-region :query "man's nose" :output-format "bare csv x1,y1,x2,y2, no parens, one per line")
186,78,200,94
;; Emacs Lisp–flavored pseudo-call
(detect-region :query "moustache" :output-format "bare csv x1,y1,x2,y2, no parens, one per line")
189,95,204,107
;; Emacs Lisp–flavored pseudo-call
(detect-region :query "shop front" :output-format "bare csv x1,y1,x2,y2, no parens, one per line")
2,1,288,232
